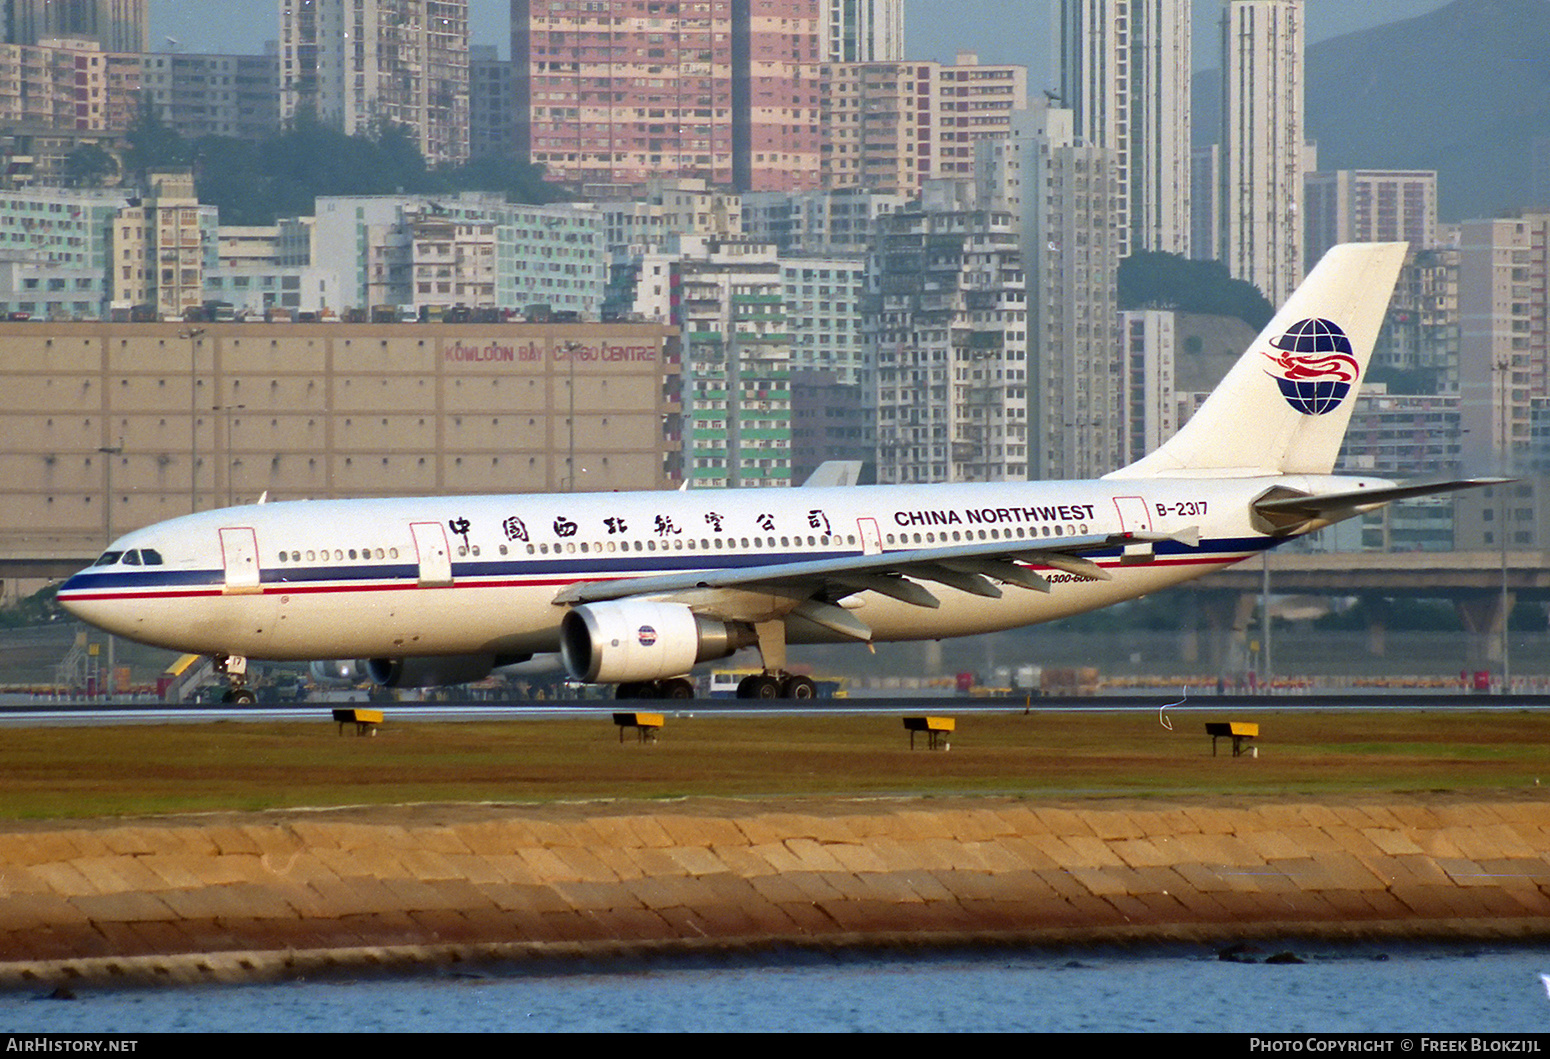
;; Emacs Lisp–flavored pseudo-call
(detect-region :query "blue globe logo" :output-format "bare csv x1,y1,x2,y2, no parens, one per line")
1262,319,1359,416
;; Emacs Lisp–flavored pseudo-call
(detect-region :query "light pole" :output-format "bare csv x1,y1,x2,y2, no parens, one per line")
217,403,245,507
1497,356,1511,692
178,327,206,512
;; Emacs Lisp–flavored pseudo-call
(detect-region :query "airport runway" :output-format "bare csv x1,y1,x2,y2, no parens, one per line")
3,692,1550,726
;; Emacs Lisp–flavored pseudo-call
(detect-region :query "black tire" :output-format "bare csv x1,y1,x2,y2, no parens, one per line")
663,678,695,700
781,675,817,700
230,689,256,706
750,675,782,700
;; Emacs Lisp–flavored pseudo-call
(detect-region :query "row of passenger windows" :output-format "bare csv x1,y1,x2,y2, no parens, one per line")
278,548,399,563
267,524,1092,565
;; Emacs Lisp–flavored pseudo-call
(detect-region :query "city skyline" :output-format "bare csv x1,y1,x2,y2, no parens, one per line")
152,0,1452,71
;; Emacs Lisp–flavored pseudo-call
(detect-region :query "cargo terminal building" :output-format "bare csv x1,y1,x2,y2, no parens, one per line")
0,321,681,585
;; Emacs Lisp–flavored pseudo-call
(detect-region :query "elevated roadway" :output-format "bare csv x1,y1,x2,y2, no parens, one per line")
1190,549,1550,599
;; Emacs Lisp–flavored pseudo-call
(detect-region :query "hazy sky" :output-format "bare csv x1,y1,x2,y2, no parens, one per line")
158,0,1458,71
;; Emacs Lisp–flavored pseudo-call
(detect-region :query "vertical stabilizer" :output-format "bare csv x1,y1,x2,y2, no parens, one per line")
1106,242,1407,479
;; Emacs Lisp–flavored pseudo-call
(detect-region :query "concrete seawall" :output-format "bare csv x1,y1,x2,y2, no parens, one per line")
3,794,1549,988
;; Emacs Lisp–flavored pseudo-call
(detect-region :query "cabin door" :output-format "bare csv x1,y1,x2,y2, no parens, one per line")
1111,496,1156,564
410,522,454,587
1111,496,1153,533
219,526,262,595
857,517,882,556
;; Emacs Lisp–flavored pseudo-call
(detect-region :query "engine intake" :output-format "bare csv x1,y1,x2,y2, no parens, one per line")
560,601,750,683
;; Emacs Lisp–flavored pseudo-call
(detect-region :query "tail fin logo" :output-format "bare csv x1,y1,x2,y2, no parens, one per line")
1261,318,1359,415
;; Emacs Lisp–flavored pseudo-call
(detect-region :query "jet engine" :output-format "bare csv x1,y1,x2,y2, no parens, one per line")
560,601,750,683
366,654,498,689
309,659,369,685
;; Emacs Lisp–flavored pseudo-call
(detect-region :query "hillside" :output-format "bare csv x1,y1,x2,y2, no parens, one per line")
1195,0,1550,221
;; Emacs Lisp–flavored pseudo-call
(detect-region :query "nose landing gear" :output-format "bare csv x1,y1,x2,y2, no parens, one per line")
214,654,257,706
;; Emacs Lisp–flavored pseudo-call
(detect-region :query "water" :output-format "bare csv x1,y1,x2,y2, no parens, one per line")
6,943,1550,1033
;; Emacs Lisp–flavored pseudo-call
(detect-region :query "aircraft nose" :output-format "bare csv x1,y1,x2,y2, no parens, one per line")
56,571,128,634
56,573,89,619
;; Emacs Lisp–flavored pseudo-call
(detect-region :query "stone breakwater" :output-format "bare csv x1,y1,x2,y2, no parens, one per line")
2,794,1550,987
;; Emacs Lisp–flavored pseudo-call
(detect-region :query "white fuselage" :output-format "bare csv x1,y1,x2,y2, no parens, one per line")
56,473,1374,663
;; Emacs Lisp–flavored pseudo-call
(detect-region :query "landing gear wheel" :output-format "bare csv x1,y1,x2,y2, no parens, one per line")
742,674,782,700
662,678,696,700
616,682,645,700
780,675,817,700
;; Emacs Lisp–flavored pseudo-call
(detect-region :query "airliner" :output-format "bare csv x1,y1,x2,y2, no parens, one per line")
56,243,1491,702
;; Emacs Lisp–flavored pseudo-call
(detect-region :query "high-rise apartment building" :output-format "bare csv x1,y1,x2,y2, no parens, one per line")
782,252,867,384
1219,0,1304,306
1057,0,1191,258
469,45,515,159
620,236,793,487
820,55,1027,197
1304,169,1439,267
514,0,821,193
1120,310,1177,466
139,52,279,141
867,181,1029,484
1457,215,1550,476
821,0,902,62
279,0,469,165
985,107,1122,480
1032,110,1122,479
7,0,145,52
110,170,217,318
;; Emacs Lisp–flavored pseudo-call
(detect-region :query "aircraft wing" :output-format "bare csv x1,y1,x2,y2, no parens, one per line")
551,528,1201,640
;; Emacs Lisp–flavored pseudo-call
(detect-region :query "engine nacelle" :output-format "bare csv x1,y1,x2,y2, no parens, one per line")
366,654,497,689
310,659,369,685
560,601,749,683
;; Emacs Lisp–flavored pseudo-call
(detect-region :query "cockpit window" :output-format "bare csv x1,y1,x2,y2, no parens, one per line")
140,548,164,566
93,551,122,567
122,550,142,566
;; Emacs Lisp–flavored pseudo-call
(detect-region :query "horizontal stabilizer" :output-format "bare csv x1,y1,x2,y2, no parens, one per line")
1252,478,1508,533
801,461,865,488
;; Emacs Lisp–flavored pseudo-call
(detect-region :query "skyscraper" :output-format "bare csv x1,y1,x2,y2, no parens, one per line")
279,0,470,165
1057,0,1191,258
1219,0,1304,306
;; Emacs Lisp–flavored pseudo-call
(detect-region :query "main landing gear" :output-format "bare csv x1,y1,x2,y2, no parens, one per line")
735,673,817,700
214,654,256,706
733,619,817,700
